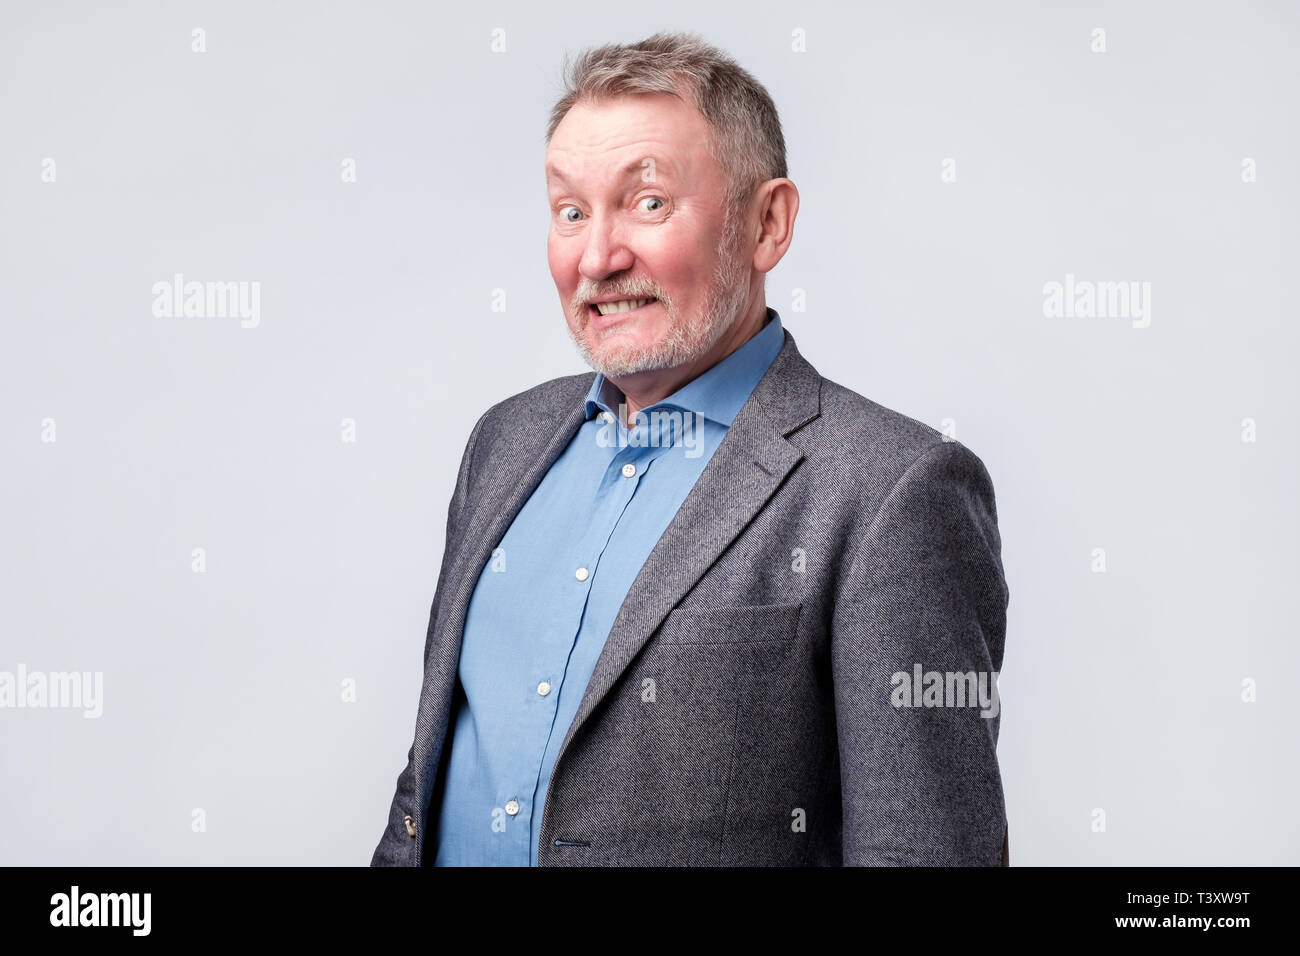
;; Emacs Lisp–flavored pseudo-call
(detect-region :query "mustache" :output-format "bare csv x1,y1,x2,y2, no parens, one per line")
572,285,667,311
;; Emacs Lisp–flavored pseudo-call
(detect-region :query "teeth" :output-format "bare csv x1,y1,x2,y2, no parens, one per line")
594,297,652,315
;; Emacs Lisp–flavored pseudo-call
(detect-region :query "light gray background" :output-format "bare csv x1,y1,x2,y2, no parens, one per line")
2,0,1295,866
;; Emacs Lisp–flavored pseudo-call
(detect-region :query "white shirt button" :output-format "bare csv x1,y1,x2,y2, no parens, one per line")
621,463,636,478
600,411,615,424
537,681,551,696
504,800,519,816
575,567,589,581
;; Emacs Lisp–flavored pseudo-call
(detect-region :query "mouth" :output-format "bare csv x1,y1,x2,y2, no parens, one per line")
586,297,660,329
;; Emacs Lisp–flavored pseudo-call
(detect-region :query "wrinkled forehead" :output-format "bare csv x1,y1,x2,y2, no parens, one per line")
544,93,717,187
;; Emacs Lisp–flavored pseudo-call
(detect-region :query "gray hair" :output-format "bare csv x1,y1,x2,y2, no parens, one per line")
546,32,788,227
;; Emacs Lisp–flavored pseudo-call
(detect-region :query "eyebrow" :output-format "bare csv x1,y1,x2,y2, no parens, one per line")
545,157,671,187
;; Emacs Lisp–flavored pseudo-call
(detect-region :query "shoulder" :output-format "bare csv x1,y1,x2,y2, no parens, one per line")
759,330,993,489
817,376,946,457
465,370,595,449
815,375,990,472
798,376,1005,599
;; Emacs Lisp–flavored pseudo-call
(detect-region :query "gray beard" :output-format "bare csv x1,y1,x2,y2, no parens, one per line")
569,220,752,380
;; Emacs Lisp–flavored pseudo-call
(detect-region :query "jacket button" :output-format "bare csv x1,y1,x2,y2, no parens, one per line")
403,815,417,838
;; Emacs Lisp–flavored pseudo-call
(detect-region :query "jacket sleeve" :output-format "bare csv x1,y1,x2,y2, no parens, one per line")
369,409,489,866
831,438,1010,865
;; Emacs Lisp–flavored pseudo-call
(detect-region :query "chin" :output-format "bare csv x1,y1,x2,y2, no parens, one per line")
590,345,653,376
586,337,675,378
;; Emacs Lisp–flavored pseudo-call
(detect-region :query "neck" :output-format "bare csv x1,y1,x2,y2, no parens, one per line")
611,300,769,422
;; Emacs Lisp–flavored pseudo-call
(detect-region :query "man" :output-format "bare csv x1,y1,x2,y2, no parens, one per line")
371,32,1010,867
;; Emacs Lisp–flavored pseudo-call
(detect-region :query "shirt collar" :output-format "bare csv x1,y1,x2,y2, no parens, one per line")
583,307,785,427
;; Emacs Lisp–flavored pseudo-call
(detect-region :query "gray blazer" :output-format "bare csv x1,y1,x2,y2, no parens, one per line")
371,328,1011,866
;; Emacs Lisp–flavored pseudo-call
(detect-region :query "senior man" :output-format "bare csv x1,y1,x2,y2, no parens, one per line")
372,31,1011,867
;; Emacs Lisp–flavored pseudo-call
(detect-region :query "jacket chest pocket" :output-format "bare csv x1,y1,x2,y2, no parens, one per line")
653,602,802,646
614,602,804,862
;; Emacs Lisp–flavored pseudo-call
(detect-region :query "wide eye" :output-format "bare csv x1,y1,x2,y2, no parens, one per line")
638,196,665,213
558,205,583,223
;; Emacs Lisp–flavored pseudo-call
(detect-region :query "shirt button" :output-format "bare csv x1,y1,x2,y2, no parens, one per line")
575,567,589,581
505,800,520,816
600,412,615,424
621,463,636,478
537,681,551,696
403,815,417,839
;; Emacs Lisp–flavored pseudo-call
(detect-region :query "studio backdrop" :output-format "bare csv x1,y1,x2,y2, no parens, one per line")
1,0,1295,865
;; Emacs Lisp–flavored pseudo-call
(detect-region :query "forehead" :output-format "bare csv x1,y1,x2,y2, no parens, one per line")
545,93,718,186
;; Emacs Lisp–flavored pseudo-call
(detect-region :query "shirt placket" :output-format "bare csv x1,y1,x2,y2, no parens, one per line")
521,412,666,864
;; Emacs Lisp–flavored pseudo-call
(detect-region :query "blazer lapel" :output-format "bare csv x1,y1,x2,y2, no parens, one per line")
547,329,823,780
413,373,594,840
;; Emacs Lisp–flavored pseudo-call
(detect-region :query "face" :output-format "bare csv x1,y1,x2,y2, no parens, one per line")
545,93,753,381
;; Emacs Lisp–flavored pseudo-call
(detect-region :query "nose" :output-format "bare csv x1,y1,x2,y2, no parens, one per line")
578,214,635,281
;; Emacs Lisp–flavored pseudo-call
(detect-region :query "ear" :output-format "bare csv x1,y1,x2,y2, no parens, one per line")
750,178,799,274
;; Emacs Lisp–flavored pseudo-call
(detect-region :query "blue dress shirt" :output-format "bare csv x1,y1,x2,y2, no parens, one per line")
432,308,785,866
